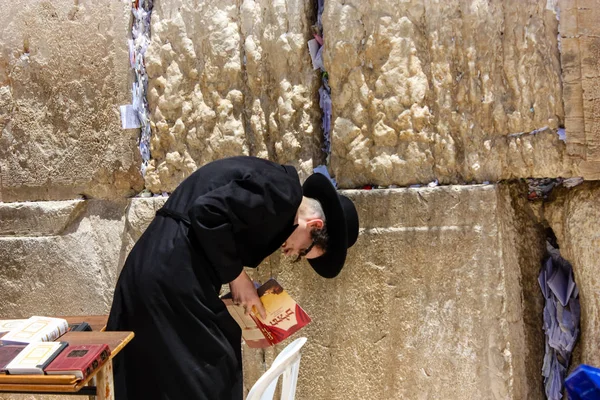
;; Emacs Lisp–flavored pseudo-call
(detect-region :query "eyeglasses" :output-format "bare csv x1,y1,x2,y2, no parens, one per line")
293,240,316,263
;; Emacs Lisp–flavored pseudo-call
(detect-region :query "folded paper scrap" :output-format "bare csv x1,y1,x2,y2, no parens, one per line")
221,279,311,348
565,364,600,400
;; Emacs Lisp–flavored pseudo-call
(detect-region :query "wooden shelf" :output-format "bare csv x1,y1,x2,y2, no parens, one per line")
57,331,134,355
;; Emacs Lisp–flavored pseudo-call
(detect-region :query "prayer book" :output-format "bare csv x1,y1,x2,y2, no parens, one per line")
0,319,27,334
45,344,110,380
1,316,69,344
5,341,67,375
0,344,26,374
222,279,311,348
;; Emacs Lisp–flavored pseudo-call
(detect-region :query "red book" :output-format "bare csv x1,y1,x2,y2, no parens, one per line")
44,344,110,380
222,279,311,348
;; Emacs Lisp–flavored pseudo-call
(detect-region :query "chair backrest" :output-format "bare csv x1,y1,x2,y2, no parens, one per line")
246,337,308,400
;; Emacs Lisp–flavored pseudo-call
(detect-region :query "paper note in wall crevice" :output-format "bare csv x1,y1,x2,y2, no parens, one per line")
120,104,141,129
307,39,323,70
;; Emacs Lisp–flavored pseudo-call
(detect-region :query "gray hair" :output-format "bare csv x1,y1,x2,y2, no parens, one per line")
303,197,326,222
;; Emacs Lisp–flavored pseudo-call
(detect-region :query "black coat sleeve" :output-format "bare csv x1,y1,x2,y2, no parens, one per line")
187,172,301,284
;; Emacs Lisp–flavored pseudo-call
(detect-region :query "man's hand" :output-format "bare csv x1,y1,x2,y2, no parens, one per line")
229,270,267,319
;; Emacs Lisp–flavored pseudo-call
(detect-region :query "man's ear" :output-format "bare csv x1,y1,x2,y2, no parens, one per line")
307,219,324,229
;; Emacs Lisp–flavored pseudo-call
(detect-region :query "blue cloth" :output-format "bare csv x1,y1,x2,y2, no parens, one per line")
313,165,337,188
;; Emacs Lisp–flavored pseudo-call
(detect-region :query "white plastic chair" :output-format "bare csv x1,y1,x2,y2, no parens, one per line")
246,337,308,400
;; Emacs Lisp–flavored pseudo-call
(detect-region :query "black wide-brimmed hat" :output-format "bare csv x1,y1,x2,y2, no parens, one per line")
302,172,359,278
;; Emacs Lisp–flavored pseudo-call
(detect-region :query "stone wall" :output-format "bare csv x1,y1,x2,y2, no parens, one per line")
0,185,548,400
0,200,127,317
559,0,600,179
1,0,599,199
144,0,323,193
1,0,600,399
326,0,570,187
544,182,600,369
0,0,143,202
141,0,600,191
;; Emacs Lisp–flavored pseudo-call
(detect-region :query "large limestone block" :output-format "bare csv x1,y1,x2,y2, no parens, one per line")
243,186,546,399
558,0,600,178
117,196,167,275
324,0,574,187
144,0,322,193
495,184,547,398
544,182,600,369
0,200,85,236
0,200,128,319
0,0,144,202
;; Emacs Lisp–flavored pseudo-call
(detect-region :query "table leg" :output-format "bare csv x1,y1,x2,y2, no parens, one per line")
88,376,97,400
95,360,114,400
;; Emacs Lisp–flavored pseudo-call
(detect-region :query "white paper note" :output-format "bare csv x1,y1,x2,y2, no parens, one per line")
307,39,323,70
120,104,141,129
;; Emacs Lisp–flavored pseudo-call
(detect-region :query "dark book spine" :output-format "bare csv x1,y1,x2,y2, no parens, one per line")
38,342,68,372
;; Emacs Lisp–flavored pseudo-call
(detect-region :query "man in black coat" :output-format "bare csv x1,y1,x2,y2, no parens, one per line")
106,156,359,400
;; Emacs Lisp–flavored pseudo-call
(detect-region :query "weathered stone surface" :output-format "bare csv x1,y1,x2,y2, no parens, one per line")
244,186,546,399
0,0,144,202
0,0,597,203
0,200,85,236
117,196,167,275
544,182,600,369
2,0,597,198
0,200,127,319
144,0,323,193
323,0,574,187
558,0,600,179
495,184,547,399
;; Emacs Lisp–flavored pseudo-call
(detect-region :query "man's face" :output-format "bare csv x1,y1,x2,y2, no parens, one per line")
281,219,325,260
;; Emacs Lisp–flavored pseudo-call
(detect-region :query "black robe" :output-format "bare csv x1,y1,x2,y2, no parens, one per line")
106,156,303,400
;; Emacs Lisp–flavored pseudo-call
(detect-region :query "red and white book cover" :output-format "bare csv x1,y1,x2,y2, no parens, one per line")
222,279,311,348
44,344,110,380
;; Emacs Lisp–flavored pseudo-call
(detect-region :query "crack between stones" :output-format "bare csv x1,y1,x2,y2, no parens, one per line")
238,0,255,158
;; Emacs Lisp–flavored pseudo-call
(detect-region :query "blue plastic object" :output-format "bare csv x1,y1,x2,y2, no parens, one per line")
565,364,600,399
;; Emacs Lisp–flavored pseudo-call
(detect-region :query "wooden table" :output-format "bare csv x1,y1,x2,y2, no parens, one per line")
0,315,134,399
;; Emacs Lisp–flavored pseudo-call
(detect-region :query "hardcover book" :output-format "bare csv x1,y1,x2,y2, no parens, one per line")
222,279,311,348
0,320,27,334
5,341,68,375
0,344,26,374
68,322,92,332
1,316,69,344
45,344,111,380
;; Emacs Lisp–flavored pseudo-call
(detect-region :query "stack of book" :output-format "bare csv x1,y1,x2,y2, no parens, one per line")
0,316,110,380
